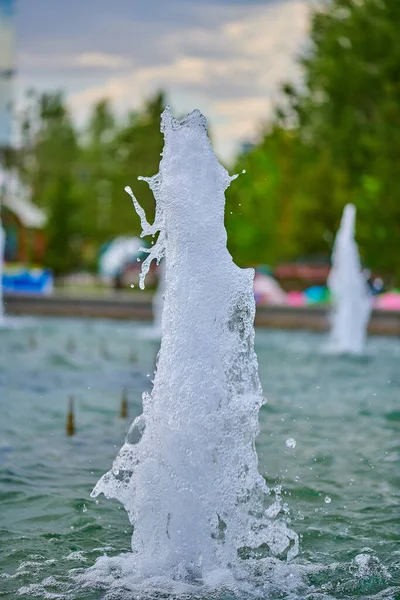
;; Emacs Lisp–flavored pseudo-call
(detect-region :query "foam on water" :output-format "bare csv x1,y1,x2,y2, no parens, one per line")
326,204,372,355
86,108,298,592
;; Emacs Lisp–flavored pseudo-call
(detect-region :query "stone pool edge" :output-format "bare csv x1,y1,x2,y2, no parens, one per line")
4,292,400,336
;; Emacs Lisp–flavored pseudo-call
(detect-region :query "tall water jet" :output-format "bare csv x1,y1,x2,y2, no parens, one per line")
152,258,166,333
89,108,297,590
327,204,372,354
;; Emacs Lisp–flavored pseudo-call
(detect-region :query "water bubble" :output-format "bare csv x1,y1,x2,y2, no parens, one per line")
82,504,87,513
286,438,297,449
294,475,300,482
242,169,246,174
324,496,331,504
130,284,135,288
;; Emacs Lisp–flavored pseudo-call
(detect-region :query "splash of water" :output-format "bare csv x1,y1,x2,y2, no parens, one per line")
327,204,372,354
88,108,298,590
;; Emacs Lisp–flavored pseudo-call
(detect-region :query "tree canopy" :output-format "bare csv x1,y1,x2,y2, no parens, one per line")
226,0,400,283
8,0,400,282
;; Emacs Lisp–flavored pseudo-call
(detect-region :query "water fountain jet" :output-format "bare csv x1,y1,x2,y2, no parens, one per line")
87,107,298,592
327,204,372,355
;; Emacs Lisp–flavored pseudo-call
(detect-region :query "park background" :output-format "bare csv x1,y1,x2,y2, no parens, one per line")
0,0,399,296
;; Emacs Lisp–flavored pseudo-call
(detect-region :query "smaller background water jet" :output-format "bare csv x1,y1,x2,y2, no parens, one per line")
326,203,372,355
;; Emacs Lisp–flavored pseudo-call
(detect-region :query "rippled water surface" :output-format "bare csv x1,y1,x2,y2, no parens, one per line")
0,317,399,599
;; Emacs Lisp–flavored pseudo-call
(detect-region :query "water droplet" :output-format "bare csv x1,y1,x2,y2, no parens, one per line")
82,504,87,513
324,496,331,504
242,169,246,174
295,475,300,482
130,284,135,288
286,438,296,449
95,500,99,505
136,258,141,262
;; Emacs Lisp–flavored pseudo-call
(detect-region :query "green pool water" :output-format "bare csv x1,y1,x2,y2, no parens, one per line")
0,317,399,599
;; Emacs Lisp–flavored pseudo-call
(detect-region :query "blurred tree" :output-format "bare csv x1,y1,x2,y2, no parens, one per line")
228,0,400,282
111,91,165,230
16,91,82,275
77,91,165,244
291,0,400,279
14,90,166,275
226,127,298,267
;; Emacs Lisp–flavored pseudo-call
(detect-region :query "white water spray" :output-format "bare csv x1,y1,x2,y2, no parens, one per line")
327,204,371,354
88,108,298,591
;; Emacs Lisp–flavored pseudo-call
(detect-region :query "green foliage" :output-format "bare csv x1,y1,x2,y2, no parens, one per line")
227,0,400,283
13,0,400,284
15,90,165,275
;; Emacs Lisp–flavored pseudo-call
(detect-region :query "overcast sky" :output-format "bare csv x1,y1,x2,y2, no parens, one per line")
13,0,313,161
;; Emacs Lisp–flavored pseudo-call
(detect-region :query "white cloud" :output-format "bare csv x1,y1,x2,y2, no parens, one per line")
20,0,312,161
18,51,131,72
76,53,131,69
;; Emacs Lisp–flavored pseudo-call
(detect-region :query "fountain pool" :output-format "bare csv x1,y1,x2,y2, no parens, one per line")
0,317,399,599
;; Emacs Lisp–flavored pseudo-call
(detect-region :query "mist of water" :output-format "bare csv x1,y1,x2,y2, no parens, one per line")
88,108,298,591
327,204,372,354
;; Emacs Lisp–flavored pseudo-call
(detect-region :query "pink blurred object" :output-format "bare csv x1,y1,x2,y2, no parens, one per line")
253,273,287,305
286,290,306,307
374,292,400,311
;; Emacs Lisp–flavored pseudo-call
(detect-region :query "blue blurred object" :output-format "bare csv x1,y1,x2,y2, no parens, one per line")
304,285,329,304
2,268,53,295
255,264,273,276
